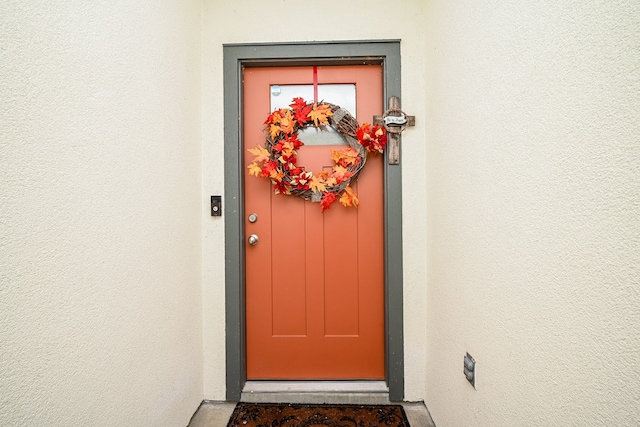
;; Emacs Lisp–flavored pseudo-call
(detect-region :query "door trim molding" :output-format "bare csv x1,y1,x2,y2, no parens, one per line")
223,40,404,401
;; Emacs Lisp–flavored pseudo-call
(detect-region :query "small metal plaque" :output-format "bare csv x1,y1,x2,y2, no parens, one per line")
384,115,407,126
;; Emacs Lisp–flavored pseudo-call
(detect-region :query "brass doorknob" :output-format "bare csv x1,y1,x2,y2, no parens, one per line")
248,234,259,246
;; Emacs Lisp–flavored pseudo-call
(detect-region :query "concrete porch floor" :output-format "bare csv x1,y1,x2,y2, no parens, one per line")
188,398,436,426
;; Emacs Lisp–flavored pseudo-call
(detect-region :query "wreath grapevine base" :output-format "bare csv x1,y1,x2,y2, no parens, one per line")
248,98,387,212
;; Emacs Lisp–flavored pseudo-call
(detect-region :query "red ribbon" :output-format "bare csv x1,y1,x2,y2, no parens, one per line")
313,66,318,103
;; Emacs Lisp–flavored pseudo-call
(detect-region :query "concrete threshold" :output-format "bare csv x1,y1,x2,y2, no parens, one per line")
241,381,390,404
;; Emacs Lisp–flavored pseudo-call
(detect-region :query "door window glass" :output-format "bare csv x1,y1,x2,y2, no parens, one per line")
270,84,356,146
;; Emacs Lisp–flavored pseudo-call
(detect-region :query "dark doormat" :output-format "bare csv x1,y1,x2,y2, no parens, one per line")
227,402,410,426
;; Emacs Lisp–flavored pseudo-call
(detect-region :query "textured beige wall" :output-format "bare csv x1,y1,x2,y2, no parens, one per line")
424,1,640,426
1,2,204,426
6,1,634,424
202,0,429,400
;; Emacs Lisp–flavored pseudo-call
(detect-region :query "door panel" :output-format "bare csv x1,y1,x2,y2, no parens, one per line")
243,65,384,379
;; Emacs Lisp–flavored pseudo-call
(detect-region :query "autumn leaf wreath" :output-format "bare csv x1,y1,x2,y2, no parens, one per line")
248,97,387,212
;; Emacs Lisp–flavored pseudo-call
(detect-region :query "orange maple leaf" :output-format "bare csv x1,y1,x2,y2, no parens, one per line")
247,145,270,163
309,176,327,193
280,140,296,158
269,124,281,139
317,170,337,187
331,148,361,167
279,109,295,134
269,110,282,125
307,103,333,127
324,176,337,186
339,185,359,208
269,168,285,182
248,162,262,177
331,165,354,183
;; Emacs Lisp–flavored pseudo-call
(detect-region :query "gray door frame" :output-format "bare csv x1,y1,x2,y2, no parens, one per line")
223,40,404,401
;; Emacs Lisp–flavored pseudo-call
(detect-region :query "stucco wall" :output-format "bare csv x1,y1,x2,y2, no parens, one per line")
424,1,640,426
202,0,429,400
5,1,636,425
1,2,203,426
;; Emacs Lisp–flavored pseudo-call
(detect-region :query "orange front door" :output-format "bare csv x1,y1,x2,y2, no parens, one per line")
243,65,385,379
